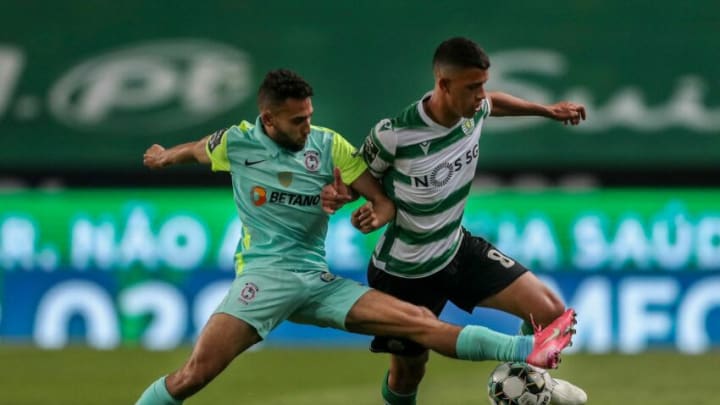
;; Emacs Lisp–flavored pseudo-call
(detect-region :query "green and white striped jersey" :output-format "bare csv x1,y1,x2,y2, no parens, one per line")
360,93,491,278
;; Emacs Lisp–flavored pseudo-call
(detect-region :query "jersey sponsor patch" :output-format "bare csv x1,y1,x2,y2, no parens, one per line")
268,191,320,206
251,186,267,206
251,185,320,207
208,128,226,152
278,171,293,187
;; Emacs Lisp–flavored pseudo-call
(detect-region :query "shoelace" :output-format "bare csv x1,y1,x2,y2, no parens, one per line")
529,313,543,334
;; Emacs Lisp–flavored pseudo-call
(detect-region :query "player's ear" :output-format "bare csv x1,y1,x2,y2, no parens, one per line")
260,111,274,129
438,77,451,93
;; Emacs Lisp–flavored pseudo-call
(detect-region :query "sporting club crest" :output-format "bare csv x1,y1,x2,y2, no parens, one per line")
461,119,475,135
304,150,320,172
239,282,259,304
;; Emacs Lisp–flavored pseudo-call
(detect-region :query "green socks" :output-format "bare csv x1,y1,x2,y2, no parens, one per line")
381,371,417,405
136,376,182,405
455,325,532,362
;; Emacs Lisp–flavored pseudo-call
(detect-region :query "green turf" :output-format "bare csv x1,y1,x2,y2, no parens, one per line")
0,346,717,404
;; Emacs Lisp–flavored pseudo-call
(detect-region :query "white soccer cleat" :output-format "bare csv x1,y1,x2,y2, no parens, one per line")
548,378,588,405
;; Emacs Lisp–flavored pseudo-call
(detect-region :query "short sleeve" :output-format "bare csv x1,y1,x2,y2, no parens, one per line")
360,118,397,178
206,128,230,172
330,132,368,185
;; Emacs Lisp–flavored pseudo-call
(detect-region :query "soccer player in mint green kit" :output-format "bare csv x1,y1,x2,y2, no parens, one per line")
135,69,575,405
323,38,588,405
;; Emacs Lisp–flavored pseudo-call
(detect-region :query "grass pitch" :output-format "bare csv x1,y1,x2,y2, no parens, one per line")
0,346,716,404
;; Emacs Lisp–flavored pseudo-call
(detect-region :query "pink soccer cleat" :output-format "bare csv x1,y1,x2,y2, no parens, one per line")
525,308,577,369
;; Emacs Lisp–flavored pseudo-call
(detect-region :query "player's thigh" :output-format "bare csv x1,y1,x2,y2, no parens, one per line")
289,271,369,330
216,270,306,338
368,260,448,316
478,271,565,324
444,232,529,313
344,289,439,337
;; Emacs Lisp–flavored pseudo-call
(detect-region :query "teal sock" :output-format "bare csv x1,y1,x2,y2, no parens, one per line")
520,320,535,336
381,371,417,405
456,325,533,362
136,376,182,405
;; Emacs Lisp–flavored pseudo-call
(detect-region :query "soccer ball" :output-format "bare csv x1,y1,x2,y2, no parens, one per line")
487,362,552,405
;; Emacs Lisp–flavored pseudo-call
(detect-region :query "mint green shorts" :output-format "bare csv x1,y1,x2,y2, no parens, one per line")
214,269,370,338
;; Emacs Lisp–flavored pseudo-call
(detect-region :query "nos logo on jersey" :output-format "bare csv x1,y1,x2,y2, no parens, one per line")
411,144,479,188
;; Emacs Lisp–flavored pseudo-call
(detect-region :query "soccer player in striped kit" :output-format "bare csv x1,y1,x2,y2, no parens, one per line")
322,37,587,405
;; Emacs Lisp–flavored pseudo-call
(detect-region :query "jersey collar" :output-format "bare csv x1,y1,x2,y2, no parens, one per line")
417,91,463,131
252,116,282,158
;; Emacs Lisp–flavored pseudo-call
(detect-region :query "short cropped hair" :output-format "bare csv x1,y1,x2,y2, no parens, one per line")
432,37,490,71
257,69,314,109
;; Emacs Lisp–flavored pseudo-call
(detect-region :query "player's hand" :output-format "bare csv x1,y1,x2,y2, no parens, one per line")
143,144,170,169
321,167,353,214
351,202,380,233
548,102,586,126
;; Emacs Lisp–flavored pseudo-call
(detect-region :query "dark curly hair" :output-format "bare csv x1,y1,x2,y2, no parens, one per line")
257,69,314,109
433,37,490,70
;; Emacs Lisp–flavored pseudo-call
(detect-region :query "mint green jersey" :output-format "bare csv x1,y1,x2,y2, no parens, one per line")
206,117,366,275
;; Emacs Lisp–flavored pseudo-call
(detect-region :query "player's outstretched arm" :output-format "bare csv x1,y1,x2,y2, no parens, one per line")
348,170,395,234
143,136,211,169
488,91,586,125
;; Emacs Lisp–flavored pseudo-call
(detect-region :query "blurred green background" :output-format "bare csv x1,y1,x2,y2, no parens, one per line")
1,0,718,173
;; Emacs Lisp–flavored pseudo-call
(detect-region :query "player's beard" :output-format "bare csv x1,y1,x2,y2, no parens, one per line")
275,130,306,152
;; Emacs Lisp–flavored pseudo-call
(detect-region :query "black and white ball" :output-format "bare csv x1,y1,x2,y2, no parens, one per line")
487,362,553,405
